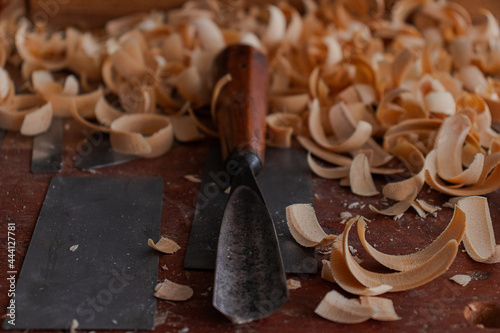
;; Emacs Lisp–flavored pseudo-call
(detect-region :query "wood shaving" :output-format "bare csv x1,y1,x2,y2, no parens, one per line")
358,206,465,271
340,212,352,220
315,290,400,324
148,237,181,254
450,274,472,286
415,199,441,214
171,115,205,143
154,279,193,301
359,296,401,321
457,196,500,263
286,204,336,247
334,217,459,294
110,114,174,158
321,260,336,283
70,319,79,333
287,279,302,290
350,154,379,197
184,175,202,183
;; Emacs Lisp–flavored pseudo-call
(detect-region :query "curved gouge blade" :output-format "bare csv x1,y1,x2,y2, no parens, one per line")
213,164,288,324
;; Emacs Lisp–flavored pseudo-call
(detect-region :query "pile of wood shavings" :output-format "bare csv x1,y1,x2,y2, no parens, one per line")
2,0,500,213
287,195,499,323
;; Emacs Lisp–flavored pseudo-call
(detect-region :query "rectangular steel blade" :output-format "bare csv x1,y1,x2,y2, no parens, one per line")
73,133,137,170
3,177,162,330
31,117,63,174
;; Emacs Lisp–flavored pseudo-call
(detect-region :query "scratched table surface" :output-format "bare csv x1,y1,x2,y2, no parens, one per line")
0,116,499,333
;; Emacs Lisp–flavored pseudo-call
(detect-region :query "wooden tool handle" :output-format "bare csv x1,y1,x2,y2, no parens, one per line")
213,44,268,174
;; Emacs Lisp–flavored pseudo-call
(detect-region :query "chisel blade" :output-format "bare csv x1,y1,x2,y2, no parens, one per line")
184,143,316,274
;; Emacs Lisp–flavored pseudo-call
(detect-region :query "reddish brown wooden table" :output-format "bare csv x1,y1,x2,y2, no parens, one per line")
0,116,499,332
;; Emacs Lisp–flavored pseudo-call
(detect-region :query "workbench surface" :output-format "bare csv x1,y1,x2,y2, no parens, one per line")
0,117,499,333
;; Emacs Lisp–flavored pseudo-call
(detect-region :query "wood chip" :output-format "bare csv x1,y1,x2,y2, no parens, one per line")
154,279,193,301
359,296,401,321
315,289,401,324
287,279,302,290
148,237,181,254
450,274,472,286
315,290,374,324
184,175,202,183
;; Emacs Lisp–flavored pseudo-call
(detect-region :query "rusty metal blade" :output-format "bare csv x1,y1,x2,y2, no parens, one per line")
213,165,288,324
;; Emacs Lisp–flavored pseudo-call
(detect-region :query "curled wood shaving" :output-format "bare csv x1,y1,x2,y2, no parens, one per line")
19,103,53,136
266,113,302,148
415,199,441,214
349,154,379,197
330,235,393,296
435,114,474,183
336,217,459,293
307,153,350,179
315,290,375,324
95,95,123,126
32,70,101,118
171,115,205,142
369,186,418,216
315,289,400,324
358,206,465,271
359,296,401,321
457,196,500,264
110,114,174,158
286,204,336,247
70,101,109,133
154,279,193,301
321,260,336,283
148,237,181,254
298,136,352,166
270,92,309,114
425,150,500,196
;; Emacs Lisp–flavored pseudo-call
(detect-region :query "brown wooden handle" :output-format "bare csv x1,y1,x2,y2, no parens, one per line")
213,44,268,174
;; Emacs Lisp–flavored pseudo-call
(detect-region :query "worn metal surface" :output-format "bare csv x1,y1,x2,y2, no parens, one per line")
184,144,315,274
213,160,288,324
2,177,162,330
73,133,137,170
31,118,63,174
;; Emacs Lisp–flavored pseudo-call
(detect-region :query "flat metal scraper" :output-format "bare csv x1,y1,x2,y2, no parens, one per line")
31,117,63,173
74,132,137,170
184,143,316,274
3,177,162,330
